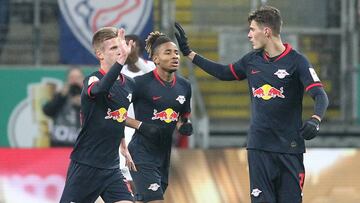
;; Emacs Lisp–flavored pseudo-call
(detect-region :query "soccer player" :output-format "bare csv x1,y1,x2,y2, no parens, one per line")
126,31,193,203
175,6,329,203
60,27,135,203
120,34,156,192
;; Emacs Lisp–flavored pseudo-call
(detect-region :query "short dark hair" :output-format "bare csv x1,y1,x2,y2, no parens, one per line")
248,6,282,35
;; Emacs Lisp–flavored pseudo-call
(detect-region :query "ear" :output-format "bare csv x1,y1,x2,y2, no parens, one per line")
153,55,159,65
264,27,272,38
95,49,104,60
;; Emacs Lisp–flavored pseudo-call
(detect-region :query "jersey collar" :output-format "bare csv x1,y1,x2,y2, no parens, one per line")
153,68,176,87
263,43,292,62
99,68,125,85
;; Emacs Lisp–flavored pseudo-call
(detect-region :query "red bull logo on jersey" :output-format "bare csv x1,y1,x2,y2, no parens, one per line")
252,84,285,100
105,107,127,122
152,108,179,123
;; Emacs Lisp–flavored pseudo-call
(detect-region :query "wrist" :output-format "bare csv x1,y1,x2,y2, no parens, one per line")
311,115,321,122
137,121,142,129
187,51,196,61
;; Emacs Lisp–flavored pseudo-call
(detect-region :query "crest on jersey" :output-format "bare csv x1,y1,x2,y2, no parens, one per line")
58,0,153,55
251,188,262,197
274,69,289,79
148,183,160,191
176,95,186,104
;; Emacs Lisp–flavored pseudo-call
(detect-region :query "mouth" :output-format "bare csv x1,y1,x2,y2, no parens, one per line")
171,60,179,67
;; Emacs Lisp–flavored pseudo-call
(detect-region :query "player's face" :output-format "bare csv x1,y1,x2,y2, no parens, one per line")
248,20,268,50
153,42,180,73
98,37,121,68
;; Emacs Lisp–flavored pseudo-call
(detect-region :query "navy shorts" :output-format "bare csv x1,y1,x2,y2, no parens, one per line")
60,160,133,203
130,164,168,202
247,149,305,203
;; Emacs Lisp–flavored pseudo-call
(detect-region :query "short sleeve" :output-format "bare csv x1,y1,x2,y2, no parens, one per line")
231,54,250,80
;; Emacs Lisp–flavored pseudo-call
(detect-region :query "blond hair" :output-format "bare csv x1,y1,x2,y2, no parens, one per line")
92,27,118,52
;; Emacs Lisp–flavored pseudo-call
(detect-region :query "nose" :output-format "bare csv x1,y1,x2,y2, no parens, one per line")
247,32,252,39
172,53,179,59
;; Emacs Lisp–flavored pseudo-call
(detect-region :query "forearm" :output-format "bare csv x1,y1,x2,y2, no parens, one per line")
125,117,142,130
119,138,127,156
308,87,329,120
191,54,236,81
90,62,123,96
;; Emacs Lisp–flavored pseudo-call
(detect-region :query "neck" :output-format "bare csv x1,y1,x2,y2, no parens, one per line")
127,63,140,73
264,38,285,57
100,62,111,73
156,68,174,82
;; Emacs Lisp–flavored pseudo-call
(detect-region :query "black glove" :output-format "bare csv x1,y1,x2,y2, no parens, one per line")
300,117,320,140
174,22,192,56
178,118,193,136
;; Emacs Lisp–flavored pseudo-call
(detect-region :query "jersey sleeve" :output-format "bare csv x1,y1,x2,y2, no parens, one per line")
192,54,246,81
181,82,192,118
297,54,323,91
86,62,124,98
231,56,248,80
83,74,99,99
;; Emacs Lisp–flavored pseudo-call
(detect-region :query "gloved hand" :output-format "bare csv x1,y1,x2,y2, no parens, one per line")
174,22,192,56
300,117,320,140
178,118,193,136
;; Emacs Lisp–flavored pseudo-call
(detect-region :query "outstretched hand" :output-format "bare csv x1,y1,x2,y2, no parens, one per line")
174,22,192,56
117,28,134,65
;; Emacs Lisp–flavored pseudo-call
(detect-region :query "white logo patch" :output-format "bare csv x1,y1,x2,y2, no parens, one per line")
251,188,262,197
274,69,289,79
176,95,186,104
309,67,320,82
127,93,132,102
148,183,160,191
88,76,99,85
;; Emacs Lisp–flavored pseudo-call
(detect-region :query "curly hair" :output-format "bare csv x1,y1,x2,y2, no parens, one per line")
145,31,172,59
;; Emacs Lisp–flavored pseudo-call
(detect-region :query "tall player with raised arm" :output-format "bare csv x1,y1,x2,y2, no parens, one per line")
175,6,328,203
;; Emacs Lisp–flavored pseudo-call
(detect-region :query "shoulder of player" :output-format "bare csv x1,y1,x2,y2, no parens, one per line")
122,74,135,86
84,71,102,83
133,71,153,84
175,74,191,88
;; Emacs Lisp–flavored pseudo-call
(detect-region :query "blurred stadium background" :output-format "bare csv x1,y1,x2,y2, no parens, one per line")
0,0,359,202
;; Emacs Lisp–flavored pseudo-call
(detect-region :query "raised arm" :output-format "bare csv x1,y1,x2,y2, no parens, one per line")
174,22,240,81
89,28,134,97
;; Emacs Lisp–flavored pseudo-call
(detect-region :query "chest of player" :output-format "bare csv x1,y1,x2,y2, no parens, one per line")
247,62,299,100
146,83,187,109
97,80,132,124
